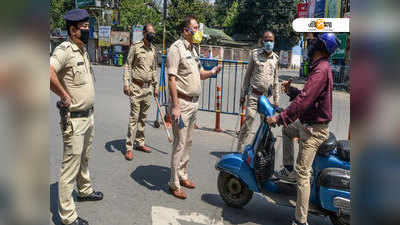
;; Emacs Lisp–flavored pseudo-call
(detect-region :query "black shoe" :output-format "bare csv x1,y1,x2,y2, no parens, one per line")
76,191,103,202
63,217,88,225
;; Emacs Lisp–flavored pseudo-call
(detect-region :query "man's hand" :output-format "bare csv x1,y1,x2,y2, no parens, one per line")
265,116,278,126
153,89,159,98
281,78,293,94
240,96,246,106
172,105,181,122
211,65,222,75
60,94,72,107
123,85,131,96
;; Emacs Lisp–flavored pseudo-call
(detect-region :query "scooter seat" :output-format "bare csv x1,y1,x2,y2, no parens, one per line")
317,132,337,157
337,140,350,162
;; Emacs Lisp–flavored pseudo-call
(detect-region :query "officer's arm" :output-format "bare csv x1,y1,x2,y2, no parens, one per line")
167,47,180,108
123,45,135,86
50,47,70,101
273,60,280,106
241,51,255,98
50,66,70,100
152,48,159,92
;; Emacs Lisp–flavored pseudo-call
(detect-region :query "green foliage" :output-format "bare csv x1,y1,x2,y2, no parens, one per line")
119,0,162,31
222,0,239,35
50,0,75,31
232,0,301,50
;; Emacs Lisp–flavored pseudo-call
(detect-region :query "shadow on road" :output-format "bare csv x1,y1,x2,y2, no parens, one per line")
196,126,239,138
201,193,294,225
104,139,125,156
50,182,61,225
130,165,170,193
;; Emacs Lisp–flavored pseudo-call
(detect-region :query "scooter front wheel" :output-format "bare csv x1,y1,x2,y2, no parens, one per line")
329,214,350,225
217,172,253,208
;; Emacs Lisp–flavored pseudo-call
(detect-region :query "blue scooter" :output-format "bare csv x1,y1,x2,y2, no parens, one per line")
215,96,350,225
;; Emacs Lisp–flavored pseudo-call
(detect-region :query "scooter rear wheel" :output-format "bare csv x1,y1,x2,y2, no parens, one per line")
217,172,253,208
329,214,350,225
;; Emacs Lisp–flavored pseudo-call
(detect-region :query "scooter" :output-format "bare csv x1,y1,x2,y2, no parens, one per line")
215,95,350,225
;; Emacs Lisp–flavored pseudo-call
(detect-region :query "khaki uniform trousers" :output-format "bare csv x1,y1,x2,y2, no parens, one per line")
59,113,94,225
126,83,152,150
168,98,198,190
237,92,263,152
282,120,329,223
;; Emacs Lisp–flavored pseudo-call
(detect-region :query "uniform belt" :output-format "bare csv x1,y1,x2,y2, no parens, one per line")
252,88,264,96
70,107,94,118
132,79,151,88
177,92,199,103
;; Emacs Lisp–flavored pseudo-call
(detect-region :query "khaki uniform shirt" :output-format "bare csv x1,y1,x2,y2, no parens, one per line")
241,48,280,104
167,37,203,97
50,39,95,112
123,41,158,90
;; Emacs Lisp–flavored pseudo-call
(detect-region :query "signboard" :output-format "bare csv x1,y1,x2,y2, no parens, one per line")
279,51,289,65
330,33,348,59
325,0,341,18
111,31,131,46
297,3,309,18
314,0,326,18
308,0,316,18
76,0,96,8
98,26,111,47
132,25,144,44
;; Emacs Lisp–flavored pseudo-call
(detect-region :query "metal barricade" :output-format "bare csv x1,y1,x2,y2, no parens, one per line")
155,55,249,126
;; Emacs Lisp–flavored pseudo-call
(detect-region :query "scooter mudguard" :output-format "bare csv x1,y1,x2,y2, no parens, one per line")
320,187,351,212
216,153,259,192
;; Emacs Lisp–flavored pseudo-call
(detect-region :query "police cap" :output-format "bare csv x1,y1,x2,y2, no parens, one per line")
63,9,89,22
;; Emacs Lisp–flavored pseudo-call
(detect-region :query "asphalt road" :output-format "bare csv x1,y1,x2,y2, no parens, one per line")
50,65,350,225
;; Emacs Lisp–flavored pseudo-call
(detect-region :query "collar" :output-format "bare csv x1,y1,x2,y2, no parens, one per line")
310,57,329,69
180,36,192,50
140,40,153,50
67,37,81,52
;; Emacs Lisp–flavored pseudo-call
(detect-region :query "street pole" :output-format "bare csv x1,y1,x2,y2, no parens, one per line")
162,0,167,55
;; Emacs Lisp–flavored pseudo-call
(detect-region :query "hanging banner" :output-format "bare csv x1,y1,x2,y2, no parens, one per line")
297,3,309,18
98,26,111,47
132,25,144,44
314,0,326,18
111,31,130,46
325,0,341,18
308,0,316,18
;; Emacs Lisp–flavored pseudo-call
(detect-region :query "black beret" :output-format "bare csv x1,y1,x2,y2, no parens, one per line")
64,9,89,22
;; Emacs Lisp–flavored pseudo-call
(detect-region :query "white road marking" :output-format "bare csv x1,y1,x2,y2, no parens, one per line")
152,206,224,225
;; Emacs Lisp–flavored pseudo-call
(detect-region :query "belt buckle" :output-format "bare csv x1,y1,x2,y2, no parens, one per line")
192,96,199,103
143,83,149,88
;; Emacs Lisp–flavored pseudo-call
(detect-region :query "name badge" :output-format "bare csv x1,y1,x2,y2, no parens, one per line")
185,56,192,59
77,62,84,66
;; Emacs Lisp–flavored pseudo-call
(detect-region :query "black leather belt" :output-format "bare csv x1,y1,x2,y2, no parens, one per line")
70,107,94,118
177,92,199,103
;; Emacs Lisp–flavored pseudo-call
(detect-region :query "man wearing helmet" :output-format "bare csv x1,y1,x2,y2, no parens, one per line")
266,33,340,225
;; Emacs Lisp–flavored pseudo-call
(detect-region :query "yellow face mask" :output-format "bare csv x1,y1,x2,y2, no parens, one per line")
186,27,203,44
192,31,203,44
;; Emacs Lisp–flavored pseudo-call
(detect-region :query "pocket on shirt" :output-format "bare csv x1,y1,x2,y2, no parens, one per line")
72,66,88,86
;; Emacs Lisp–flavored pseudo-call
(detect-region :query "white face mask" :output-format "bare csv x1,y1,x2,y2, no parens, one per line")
264,41,274,52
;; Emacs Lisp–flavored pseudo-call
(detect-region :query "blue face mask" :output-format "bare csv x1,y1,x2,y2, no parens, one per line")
264,41,274,52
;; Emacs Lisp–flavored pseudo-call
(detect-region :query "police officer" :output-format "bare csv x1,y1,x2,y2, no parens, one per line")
237,31,280,152
123,23,158,160
50,9,103,225
167,15,221,199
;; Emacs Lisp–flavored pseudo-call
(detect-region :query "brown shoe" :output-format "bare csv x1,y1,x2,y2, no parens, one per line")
180,179,196,189
169,186,187,199
125,150,133,160
136,145,152,153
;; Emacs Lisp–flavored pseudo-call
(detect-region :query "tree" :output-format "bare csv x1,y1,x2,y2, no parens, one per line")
214,0,236,28
50,0,74,31
232,0,301,51
222,0,239,35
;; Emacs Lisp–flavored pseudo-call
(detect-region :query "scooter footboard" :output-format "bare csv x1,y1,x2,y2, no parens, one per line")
216,153,259,192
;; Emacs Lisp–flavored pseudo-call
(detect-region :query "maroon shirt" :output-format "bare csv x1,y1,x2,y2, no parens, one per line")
276,57,333,126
